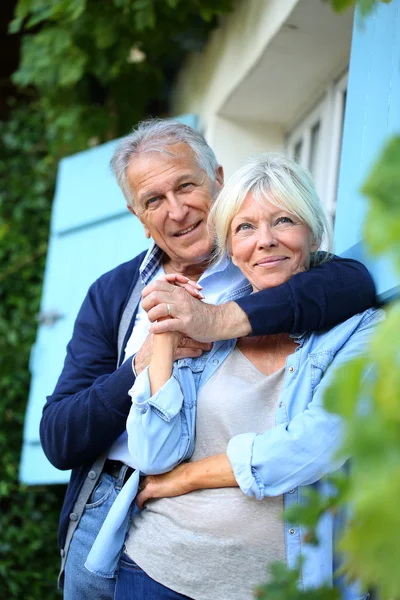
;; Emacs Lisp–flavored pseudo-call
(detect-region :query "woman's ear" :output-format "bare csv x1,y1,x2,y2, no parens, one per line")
310,233,319,252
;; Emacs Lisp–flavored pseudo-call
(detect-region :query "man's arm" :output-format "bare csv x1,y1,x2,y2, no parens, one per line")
40,279,135,471
142,257,376,341
39,267,211,471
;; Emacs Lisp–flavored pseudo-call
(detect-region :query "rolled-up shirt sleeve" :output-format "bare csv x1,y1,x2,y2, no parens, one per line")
227,309,382,499
127,368,189,475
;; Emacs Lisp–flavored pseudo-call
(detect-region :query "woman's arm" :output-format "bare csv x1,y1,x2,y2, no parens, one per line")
136,454,237,509
127,274,205,473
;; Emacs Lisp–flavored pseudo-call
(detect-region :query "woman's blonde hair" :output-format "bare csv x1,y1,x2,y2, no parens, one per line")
208,152,333,265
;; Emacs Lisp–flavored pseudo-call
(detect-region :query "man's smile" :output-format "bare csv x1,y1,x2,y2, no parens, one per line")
173,221,202,237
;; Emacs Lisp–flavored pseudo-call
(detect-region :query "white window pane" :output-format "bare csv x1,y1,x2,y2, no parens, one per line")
309,121,321,177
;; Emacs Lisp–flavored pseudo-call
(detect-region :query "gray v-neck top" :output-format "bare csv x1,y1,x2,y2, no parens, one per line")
125,346,286,600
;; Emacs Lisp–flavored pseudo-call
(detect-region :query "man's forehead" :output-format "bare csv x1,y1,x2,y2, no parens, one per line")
127,143,203,200
129,142,197,172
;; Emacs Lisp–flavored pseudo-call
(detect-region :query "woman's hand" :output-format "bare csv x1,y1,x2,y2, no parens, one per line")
136,463,192,510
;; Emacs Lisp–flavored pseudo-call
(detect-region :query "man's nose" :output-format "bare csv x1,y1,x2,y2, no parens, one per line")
167,195,189,221
258,223,278,248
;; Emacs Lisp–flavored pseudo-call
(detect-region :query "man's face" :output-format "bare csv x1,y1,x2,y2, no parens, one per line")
127,143,223,274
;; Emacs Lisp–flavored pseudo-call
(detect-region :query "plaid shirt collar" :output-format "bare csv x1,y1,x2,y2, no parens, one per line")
139,241,232,286
139,242,165,286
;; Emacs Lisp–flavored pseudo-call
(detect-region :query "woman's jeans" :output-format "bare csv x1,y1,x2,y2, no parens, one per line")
63,469,130,600
115,553,193,600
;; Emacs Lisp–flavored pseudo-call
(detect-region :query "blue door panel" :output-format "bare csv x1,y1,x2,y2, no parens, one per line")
20,114,198,485
335,1,400,300
52,139,127,234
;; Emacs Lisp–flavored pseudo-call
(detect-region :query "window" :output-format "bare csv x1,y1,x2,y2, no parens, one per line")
286,72,348,224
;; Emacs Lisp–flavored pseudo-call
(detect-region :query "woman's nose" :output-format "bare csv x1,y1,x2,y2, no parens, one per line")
258,224,277,248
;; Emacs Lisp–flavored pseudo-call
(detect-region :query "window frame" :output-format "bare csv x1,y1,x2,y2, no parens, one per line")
285,71,349,223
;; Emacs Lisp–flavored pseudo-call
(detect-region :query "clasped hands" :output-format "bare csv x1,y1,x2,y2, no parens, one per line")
134,273,216,375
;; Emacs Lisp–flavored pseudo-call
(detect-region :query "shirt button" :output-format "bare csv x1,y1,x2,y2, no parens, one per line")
60,549,65,558
69,512,78,522
289,528,296,535
212,359,219,365
288,489,295,494
88,470,97,479
278,401,283,408
289,366,295,373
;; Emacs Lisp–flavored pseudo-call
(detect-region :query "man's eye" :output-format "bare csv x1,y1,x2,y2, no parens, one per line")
146,197,161,207
179,182,194,190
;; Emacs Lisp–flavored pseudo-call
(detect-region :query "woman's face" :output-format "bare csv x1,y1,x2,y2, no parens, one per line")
229,192,316,292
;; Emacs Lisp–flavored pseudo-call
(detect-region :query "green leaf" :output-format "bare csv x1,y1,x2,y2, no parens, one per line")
323,356,367,420
133,0,155,30
363,136,400,272
8,17,24,34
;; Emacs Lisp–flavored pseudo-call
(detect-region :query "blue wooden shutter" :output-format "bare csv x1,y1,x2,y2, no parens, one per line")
20,114,198,484
335,2,400,302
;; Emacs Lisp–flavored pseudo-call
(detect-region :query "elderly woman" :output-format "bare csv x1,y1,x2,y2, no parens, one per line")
88,154,379,600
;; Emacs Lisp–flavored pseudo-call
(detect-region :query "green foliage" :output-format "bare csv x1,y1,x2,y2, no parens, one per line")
0,102,66,598
9,0,234,149
328,0,392,16
363,136,400,271
255,561,339,600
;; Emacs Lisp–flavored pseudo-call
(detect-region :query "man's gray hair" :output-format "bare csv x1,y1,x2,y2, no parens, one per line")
111,118,219,206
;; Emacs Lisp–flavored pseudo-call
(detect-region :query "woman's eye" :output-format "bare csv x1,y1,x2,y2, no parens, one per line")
236,222,253,232
275,216,294,226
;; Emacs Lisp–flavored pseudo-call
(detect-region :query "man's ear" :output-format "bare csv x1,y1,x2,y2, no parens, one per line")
215,165,224,191
127,203,151,239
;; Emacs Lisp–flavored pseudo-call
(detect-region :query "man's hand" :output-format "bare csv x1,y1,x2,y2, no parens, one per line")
141,279,252,342
134,332,212,375
136,463,192,510
136,454,237,510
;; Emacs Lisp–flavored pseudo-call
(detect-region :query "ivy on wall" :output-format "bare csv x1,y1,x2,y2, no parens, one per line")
0,103,65,599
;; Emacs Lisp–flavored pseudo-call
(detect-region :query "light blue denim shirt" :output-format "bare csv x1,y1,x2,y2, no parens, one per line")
86,306,381,599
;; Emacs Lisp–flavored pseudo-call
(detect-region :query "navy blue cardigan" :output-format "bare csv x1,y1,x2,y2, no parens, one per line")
40,252,376,548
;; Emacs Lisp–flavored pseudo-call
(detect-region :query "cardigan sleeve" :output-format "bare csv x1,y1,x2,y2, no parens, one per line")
235,256,376,336
40,266,139,471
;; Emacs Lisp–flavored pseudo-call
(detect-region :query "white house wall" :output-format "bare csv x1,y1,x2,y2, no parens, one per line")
210,115,284,178
172,0,354,179
172,0,298,126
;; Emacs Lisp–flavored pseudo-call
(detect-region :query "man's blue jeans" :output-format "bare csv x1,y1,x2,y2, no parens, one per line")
64,469,129,600
115,553,193,599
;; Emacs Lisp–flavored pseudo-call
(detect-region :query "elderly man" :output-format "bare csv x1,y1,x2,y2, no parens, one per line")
40,119,376,599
